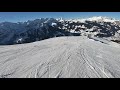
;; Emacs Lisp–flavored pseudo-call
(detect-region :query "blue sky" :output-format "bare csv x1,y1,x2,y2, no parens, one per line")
0,12,120,23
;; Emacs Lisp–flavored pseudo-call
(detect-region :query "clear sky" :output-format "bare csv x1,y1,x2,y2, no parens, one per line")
0,12,120,23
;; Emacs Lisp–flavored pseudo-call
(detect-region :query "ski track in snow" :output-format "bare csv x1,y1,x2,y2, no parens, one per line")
0,36,120,78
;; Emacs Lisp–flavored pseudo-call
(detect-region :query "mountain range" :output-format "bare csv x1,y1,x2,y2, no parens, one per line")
1,16,120,45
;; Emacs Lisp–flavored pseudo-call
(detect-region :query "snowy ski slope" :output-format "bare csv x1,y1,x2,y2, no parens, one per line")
0,36,120,78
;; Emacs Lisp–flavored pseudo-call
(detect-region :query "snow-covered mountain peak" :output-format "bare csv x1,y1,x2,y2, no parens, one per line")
63,16,118,23
86,16,117,22
57,17,65,22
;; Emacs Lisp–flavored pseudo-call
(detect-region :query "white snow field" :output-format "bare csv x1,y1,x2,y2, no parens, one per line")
0,36,120,78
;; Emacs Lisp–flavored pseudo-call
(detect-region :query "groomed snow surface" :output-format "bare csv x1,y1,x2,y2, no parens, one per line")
0,36,120,78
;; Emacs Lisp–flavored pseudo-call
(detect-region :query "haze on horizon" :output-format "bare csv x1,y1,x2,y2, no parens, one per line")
0,12,120,23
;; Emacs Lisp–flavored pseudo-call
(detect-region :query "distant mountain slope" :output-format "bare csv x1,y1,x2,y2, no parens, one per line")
0,18,72,45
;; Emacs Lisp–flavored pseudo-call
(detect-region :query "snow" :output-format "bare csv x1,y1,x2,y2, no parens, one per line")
26,22,29,25
51,23,57,26
58,17,64,22
81,25,86,28
0,36,120,78
87,16,116,22
16,38,23,43
72,16,118,23
65,16,118,24
78,19,86,23
117,30,120,33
